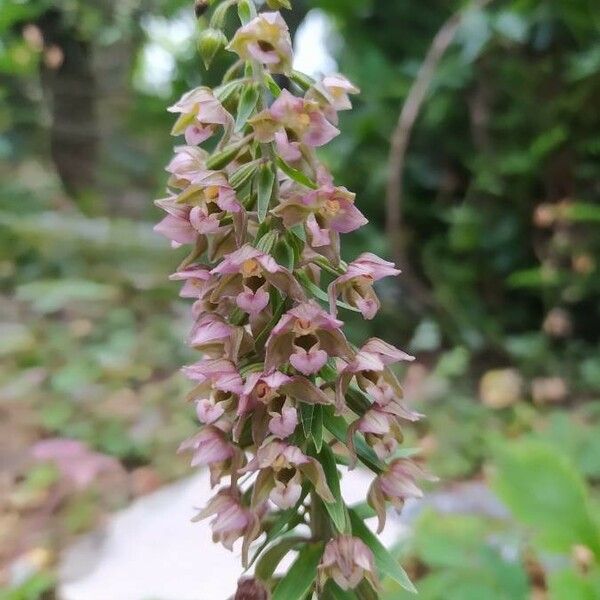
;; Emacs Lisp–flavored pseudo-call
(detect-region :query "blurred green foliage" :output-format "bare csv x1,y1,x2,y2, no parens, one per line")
1,0,599,596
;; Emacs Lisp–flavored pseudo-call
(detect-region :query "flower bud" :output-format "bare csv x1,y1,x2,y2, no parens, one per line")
198,28,228,69
194,0,210,19
234,577,270,600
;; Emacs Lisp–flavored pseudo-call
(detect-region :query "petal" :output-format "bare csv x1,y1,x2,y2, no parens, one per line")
290,348,328,375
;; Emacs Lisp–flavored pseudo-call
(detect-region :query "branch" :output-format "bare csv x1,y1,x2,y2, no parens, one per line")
385,0,494,308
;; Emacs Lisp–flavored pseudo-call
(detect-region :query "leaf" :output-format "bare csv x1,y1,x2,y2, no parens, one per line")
296,272,360,314
276,156,318,189
319,444,349,533
271,543,324,600
300,403,315,438
255,536,305,581
214,79,244,103
229,160,260,190
312,405,324,453
322,581,358,600
491,440,600,557
237,0,255,25
235,83,260,131
323,408,385,474
264,73,282,97
206,139,246,170
256,162,275,223
349,510,417,594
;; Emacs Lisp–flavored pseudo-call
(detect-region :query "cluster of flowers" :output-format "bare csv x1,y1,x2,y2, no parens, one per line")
155,2,431,597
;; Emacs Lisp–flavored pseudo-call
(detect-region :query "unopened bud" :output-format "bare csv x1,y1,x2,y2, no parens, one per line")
198,28,228,69
234,577,269,600
194,0,210,19
267,0,292,9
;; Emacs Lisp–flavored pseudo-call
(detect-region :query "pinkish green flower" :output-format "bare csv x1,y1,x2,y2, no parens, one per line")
194,489,264,561
240,440,334,509
329,253,400,319
308,74,360,124
318,536,380,592
337,338,419,420
210,244,305,316
265,300,353,375
368,459,437,532
273,171,367,255
227,12,293,74
169,87,232,145
169,264,213,298
166,145,209,186
237,370,332,444
251,89,339,161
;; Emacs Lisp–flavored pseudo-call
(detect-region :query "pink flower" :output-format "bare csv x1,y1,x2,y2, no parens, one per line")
154,191,238,250
236,369,332,443
368,459,437,532
166,145,209,186
169,264,213,298
194,489,263,564
273,175,367,254
338,338,420,420
318,536,379,592
182,357,243,393
179,426,244,487
265,300,353,375
240,441,333,509
307,74,360,124
153,196,198,247
251,90,339,161
187,313,253,360
211,244,305,316
227,12,293,74
178,426,235,467
321,75,360,111
329,253,401,319
169,87,232,145
268,399,298,438
351,408,404,461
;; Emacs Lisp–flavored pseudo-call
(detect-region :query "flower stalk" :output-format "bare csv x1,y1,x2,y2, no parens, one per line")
154,1,431,597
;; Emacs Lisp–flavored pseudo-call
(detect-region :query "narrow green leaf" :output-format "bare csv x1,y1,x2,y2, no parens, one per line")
255,230,278,254
237,0,256,25
264,73,282,97
297,272,360,313
255,536,306,581
319,444,349,533
273,239,295,270
206,140,245,170
276,156,318,189
290,69,316,90
235,83,260,131
348,510,417,594
323,408,385,474
300,403,315,437
256,162,275,222
214,79,244,103
289,223,306,241
323,581,358,600
229,160,260,189
271,543,324,600
312,405,324,453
